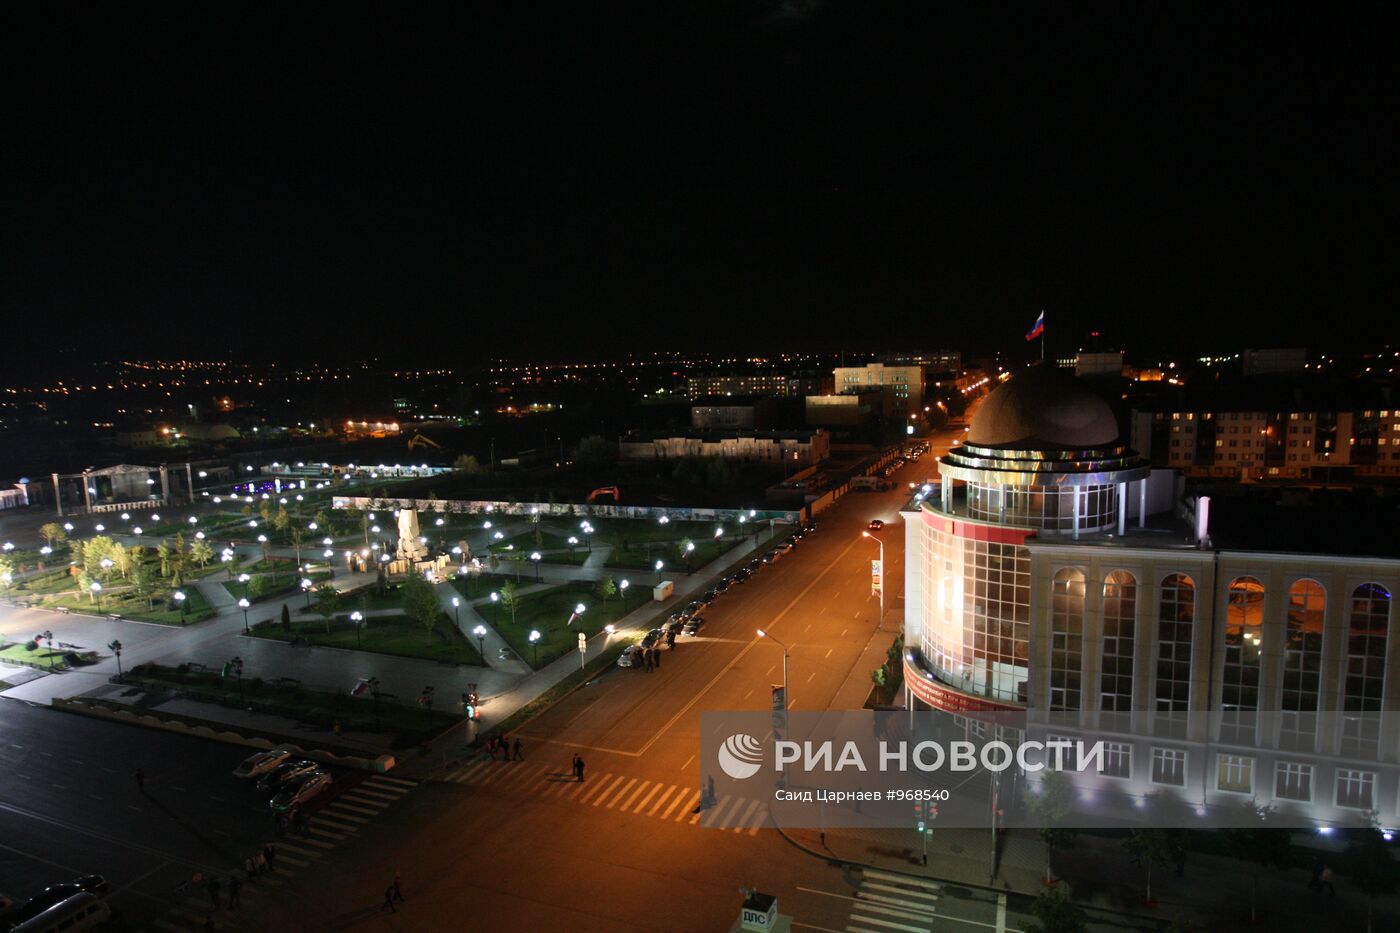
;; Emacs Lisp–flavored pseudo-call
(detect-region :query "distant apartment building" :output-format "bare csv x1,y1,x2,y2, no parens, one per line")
685,372,831,400
833,363,923,419
1132,403,1400,480
620,429,830,466
804,391,880,428
690,396,776,431
882,350,962,374
1075,351,1125,378
1243,347,1308,376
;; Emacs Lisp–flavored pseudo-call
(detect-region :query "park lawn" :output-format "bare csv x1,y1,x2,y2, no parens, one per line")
13,567,83,596
487,583,634,669
123,662,462,742
43,585,217,625
603,536,729,572
222,569,331,603
572,517,722,547
0,641,70,669
252,612,482,665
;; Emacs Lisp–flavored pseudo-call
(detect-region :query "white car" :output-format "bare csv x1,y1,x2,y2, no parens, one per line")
617,645,643,668
269,770,332,812
233,747,293,779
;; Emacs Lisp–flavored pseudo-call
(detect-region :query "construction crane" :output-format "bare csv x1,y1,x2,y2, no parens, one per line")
586,486,620,504
407,433,442,451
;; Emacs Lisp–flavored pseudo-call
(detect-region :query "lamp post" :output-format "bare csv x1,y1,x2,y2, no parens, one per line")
654,559,664,579
451,596,461,631
108,639,123,680
567,603,585,627
862,530,885,624
490,590,499,625
301,577,313,608
420,685,435,730
756,629,790,780
620,578,630,608
528,629,541,667
567,536,578,559
367,675,382,728
684,541,695,574
530,551,542,581
472,623,487,660
42,629,56,671
230,655,244,701
350,610,364,648
238,597,251,633
90,581,102,612
739,514,747,538
173,589,187,625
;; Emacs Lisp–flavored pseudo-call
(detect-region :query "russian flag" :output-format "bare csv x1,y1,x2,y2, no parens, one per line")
1025,310,1045,341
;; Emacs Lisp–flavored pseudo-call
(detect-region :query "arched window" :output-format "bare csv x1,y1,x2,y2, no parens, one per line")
1156,574,1194,733
1223,577,1266,713
1343,583,1390,755
1283,580,1324,713
1101,571,1137,721
1049,568,1086,711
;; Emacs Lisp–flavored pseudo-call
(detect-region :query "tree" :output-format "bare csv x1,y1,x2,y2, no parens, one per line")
313,583,342,634
156,542,173,578
39,522,67,549
259,500,272,524
1347,829,1400,933
498,581,520,627
0,556,13,591
289,527,306,566
575,435,613,468
259,536,272,565
1122,829,1185,905
1024,887,1087,933
595,576,617,602
1219,801,1291,925
241,503,253,518
314,509,331,533
248,574,270,599
81,536,116,574
174,531,186,558
228,550,243,580
190,539,213,568
453,454,484,475
280,602,292,632
402,573,440,645
1029,771,1077,884
273,506,290,536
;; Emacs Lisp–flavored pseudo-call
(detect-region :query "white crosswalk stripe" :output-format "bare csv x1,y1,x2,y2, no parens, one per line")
843,869,940,933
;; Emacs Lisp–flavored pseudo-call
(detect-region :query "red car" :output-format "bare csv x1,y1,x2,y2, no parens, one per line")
867,519,884,531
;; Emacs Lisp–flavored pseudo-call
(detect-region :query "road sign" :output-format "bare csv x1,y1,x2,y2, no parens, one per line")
577,632,587,653
870,559,882,597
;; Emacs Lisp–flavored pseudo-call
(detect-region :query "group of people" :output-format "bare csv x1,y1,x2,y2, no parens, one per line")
485,734,523,760
635,645,664,672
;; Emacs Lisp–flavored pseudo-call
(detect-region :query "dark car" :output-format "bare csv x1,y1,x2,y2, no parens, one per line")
776,541,794,555
867,519,884,531
640,628,663,649
733,567,752,582
257,759,318,793
685,599,706,615
681,617,704,636
701,588,719,602
269,770,332,813
6,877,107,926
761,549,779,563
802,523,816,534
747,558,763,571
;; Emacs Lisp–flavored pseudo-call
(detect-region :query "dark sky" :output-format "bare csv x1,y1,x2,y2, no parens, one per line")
5,3,1396,370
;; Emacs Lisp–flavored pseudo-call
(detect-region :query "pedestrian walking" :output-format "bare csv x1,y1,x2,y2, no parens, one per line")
135,768,146,793
571,753,581,781
381,885,397,912
244,856,257,882
512,738,523,761
653,646,661,669
486,735,498,759
391,872,404,903
206,876,221,910
263,842,276,872
1319,864,1336,897
292,807,308,836
228,876,241,909
644,650,653,673
498,734,510,761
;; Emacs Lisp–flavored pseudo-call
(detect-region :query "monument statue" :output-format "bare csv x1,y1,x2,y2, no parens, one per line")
396,508,430,563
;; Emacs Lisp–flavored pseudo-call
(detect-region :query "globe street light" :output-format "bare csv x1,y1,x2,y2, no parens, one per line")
489,590,499,625
620,578,630,607
238,597,251,633
654,559,664,575
530,551,542,581
173,589,187,625
351,610,364,649
528,629,542,666
229,655,244,701
451,596,461,630
90,580,102,611
472,623,487,660
567,603,585,627
301,577,314,608
567,535,578,558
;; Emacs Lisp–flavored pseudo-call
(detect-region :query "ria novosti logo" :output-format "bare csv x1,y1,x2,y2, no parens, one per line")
717,733,764,779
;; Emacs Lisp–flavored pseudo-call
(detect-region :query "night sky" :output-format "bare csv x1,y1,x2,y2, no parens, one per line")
5,4,1395,370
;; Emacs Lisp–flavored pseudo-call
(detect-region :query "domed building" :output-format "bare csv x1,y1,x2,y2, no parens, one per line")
901,365,1400,829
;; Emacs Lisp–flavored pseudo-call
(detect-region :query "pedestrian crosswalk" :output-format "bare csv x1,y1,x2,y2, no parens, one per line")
144,772,419,931
440,757,770,835
844,869,940,933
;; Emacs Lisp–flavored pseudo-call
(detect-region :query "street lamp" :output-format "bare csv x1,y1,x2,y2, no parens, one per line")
655,559,664,575
173,589,187,625
756,629,791,761
419,686,436,730
684,541,695,574
472,623,487,659
451,596,461,630
567,535,578,558
90,581,102,611
42,629,56,671
229,655,244,701
530,551,542,580
620,578,630,607
490,590,499,625
238,597,251,633
567,603,585,626
862,530,885,624
301,577,313,608
739,514,747,537
351,610,364,649
528,629,541,666
108,639,124,680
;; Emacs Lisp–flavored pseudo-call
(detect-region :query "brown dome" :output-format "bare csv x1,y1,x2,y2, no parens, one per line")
967,366,1120,449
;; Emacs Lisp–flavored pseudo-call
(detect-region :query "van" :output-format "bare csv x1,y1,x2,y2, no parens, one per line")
11,893,111,933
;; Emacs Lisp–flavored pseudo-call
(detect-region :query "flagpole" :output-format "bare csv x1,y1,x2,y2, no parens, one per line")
1040,310,1045,362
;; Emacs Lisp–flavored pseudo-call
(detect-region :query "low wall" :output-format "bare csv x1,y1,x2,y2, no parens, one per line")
332,496,799,525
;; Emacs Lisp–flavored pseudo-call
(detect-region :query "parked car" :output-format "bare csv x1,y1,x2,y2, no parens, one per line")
761,549,780,563
733,567,753,583
775,541,794,555
867,519,884,531
640,628,663,649
617,645,643,667
233,747,293,779
685,599,707,615
747,558,763,571
701,588,719,602
8,892,110,933
269,770,333,813
3,877,107,928
681,617,704,636
257,759,319,793
662,616,687,636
